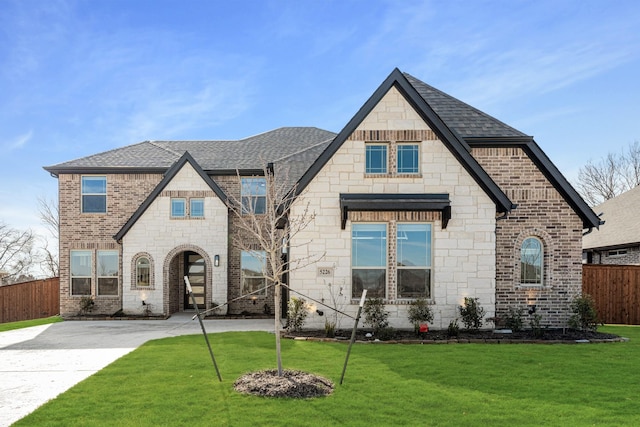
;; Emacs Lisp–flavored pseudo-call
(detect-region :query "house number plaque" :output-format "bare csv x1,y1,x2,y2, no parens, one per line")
317,267,334,277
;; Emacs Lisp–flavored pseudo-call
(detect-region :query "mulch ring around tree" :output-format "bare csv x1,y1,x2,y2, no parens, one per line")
284,328,626,344
234,369,334,398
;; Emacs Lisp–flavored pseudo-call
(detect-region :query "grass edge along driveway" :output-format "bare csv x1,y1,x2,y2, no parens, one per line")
14,325,639,427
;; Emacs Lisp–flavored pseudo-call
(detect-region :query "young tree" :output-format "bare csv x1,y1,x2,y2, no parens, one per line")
576,141,640,206
0,222,35,285
228,163,323,376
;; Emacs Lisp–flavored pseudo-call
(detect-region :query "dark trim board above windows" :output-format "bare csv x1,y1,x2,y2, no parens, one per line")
340,193,451,229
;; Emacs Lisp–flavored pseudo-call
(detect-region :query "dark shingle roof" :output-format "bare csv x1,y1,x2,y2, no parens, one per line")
404,73,528,139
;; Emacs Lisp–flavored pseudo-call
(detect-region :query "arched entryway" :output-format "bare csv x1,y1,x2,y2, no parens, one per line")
163,245,213,315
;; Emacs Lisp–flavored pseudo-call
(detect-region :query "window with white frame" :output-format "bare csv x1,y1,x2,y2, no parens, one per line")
351,223,387,298
97,250,119,296
397,143,420,174
171,198,186,218
190,198,205,218
241,250,267,295
241,178,267,214
135,256,151,287
81,176,107,213
70,250,92,295
397,223,432,298
520,237,543,285
365,144,388,174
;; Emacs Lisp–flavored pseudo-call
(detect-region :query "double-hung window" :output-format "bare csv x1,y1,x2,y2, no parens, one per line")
365,144,388,174
397,144,420,174
520,237,543,285
241,178,267,214
70,250,92,295
81,176,107,213
351,224,387,298
397,224,432,298
97,250,119,296
241,250,267,295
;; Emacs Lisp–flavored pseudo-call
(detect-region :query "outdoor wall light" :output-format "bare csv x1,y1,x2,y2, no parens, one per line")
214,254,220,267
316,309,324,316
142,300,146,306
528,304,537,315
251,296,257,305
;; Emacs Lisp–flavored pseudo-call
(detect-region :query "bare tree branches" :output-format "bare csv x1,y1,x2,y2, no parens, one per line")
0,222,35,285
576,140,640,206
37,196,60,277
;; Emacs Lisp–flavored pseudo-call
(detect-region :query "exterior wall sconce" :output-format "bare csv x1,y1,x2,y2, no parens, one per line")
528,304,537,315
214,254,220,267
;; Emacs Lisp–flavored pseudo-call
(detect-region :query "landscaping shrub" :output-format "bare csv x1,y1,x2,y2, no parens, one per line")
568,294,600,332
286,297,309,332
529,313,544,338
458,297,485,331
505,307,525,332
363,298,389,334
447,319,460,337
407,298,434,335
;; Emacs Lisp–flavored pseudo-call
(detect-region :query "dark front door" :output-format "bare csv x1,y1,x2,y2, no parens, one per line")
184,251,205,309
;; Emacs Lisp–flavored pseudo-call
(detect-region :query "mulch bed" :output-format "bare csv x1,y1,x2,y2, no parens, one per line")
284,328,625,344
234,369,334,398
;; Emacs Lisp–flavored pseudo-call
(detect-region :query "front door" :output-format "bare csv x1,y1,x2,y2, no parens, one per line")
184,251,205,309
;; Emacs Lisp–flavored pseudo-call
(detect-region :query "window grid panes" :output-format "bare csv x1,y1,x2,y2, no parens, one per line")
397,144,420,174
241,178,267,214
397,223,432,298
190,198,205,218
171,198,186,218
81,176,107,213
97,250,119,296
352,223,387,298
71,250,92,295
241,251,267,295
520,237,543,285
365,144,388,174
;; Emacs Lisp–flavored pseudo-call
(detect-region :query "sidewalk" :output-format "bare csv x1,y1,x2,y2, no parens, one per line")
0,316,273,427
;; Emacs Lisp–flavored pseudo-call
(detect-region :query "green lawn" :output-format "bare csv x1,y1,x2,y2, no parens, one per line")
0,315,62,332
14,326,639,426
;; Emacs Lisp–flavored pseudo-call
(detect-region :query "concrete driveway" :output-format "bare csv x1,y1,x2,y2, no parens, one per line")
0,315,274,427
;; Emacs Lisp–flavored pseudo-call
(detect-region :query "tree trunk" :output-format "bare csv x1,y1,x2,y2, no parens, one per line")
274,280,283,376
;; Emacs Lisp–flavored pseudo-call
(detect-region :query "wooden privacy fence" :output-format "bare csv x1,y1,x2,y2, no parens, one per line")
583,265,640,325
0,277,59,324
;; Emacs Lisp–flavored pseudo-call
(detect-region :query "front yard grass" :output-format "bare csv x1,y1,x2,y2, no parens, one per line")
15,325,639,426
0,315,62,332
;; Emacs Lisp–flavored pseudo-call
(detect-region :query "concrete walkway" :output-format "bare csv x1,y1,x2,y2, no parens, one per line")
0,315,274,427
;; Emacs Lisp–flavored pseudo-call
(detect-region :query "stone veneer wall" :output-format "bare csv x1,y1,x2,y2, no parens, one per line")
58,173,162,316
471,146,584,328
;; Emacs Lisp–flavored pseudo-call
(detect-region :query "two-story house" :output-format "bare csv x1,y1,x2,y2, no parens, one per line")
45,68,600,328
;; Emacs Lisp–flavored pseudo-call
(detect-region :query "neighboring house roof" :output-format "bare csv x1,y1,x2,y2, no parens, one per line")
296,68,516,214
114,151,227,241
583,185,640,250
44,127,336,179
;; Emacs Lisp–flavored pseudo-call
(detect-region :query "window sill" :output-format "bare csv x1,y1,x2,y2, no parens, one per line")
350,298,434,305
515,284,552,290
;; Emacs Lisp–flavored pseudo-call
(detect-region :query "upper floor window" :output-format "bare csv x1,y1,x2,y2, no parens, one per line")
397,144,420,174
365,144,388,174
171,198,186,218
190,198,205,218
520,237,543,285
397,223,432,298
81,176,107,213
351,223,387,298
241,178,266,214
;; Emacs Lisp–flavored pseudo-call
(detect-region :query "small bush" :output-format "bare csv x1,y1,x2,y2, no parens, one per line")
324,320,336,338
447,319,460,337
407,298,434,334
79,296,95,315
363,298,389,334
458,297,485,331
286,297,309,332
376,326,396,341
568,294,599,332
529,313,544,338
505,307,525,332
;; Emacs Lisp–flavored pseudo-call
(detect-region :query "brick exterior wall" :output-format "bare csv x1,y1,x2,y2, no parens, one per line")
471,147,584,327
58,173,162,316
586,246,640,265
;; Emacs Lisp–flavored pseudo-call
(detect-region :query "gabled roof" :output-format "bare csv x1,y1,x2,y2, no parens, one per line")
114,152,227,242
295,68,516,214
583,185,640,250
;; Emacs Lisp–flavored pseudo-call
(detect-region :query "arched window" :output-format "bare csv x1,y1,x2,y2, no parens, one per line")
520,237,543,285
136,257,151,287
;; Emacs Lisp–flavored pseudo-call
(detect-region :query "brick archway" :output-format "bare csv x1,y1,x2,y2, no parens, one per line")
162,244,213,315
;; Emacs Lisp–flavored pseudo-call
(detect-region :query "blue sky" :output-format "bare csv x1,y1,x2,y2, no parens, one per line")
1,0,639,238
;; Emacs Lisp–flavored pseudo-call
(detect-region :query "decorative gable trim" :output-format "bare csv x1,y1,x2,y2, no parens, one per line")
113,151,228,242
295,68,515,214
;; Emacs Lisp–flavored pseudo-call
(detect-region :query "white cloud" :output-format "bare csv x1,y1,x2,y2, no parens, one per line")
2,130,33,151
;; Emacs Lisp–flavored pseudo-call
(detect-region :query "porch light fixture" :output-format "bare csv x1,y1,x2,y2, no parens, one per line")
528,304,537,315
214,254,220,267
316,309,324,316
142,300,146,306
